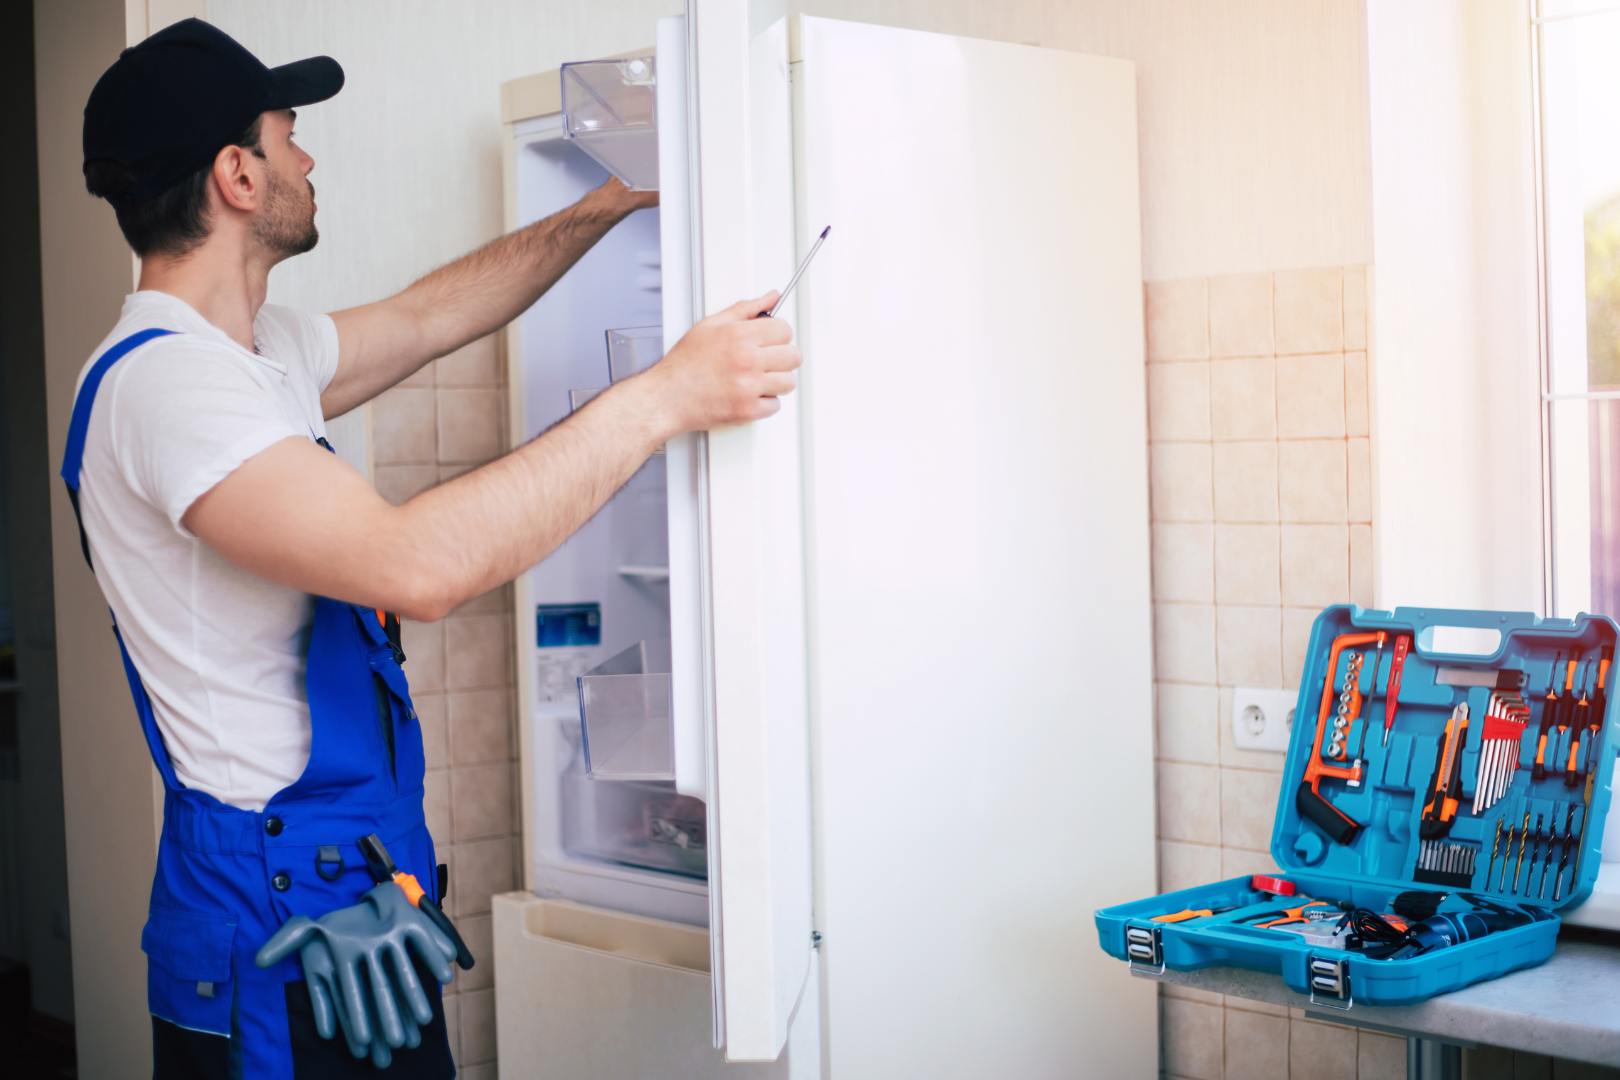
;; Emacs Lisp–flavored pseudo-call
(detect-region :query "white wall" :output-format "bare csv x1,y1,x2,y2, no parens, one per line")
1365,0,1543,611
206,0,682,321
794,0,1372,280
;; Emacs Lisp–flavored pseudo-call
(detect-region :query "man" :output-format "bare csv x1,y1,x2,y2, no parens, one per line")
66,18,798,1079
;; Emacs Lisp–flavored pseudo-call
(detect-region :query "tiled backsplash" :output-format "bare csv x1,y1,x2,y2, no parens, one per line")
1144,266,1402,1080
373,332,514,1077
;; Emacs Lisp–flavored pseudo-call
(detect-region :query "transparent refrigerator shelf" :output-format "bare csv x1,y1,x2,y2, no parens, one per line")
577,639,675,781
561,58,659,191
606,325,663,382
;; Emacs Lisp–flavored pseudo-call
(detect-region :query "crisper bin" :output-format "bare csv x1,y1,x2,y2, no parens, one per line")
577,639,674,781
560,58,659,190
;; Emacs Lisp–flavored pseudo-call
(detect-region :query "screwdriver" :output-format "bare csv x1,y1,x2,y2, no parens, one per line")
1553,659,1586,779
759,225,831,318
1533,652,1572,781
1570,646,1610,785
358,833,475,970
1565,662,1596,787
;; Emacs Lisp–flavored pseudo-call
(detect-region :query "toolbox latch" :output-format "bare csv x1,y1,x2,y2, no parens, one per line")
1307,955,1353,1011
1125,924,1164,977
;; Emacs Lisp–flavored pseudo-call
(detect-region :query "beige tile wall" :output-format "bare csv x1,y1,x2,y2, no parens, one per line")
1145,272,1620,1079
1146,266,1395,1079
372,332,515,1077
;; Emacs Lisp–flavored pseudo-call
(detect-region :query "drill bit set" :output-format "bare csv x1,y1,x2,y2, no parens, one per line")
1098,606,1619,1009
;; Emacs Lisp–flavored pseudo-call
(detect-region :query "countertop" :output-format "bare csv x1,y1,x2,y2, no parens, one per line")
1153,932,1620,1067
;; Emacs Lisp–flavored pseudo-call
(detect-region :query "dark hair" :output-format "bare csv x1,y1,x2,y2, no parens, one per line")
84,115,265,258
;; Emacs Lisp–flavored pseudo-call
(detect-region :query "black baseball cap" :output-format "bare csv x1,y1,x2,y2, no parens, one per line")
83,18,343,205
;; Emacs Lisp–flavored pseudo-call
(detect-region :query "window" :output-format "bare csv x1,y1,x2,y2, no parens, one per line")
1536,0,1620,617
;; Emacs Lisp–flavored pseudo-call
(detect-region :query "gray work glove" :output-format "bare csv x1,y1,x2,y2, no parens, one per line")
255,882,457,1068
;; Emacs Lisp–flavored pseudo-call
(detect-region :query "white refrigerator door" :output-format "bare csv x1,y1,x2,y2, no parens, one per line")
674,0,814,1064
794,17,1158,1077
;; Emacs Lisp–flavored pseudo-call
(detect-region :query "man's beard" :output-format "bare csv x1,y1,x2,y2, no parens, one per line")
255,169,319,257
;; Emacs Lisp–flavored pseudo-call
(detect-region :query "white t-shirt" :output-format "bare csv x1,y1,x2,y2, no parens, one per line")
74,290,342,811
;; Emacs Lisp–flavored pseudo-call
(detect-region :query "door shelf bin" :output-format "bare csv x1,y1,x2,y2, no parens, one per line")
561,58,659,191
577,639,675,781
606,325,664,382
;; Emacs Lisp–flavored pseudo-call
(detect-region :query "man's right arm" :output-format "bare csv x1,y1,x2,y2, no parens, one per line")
183,293,796,621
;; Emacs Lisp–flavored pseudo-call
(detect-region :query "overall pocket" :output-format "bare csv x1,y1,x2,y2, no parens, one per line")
140,905,238,1036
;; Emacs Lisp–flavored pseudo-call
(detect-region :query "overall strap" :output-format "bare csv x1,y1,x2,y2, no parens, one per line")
61,327,178,564
60,328,187,792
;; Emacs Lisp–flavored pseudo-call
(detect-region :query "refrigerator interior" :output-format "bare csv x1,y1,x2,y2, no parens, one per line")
511,111,707,927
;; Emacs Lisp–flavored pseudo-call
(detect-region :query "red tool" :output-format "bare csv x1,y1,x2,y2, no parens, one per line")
1249,874,1297,897
1380,633,1412,747
1297,631,1381,843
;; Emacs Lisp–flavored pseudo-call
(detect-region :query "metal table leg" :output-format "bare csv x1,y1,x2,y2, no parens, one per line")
1407,1036,1462,1080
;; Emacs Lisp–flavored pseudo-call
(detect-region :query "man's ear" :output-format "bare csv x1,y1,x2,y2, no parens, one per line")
212,143,260,213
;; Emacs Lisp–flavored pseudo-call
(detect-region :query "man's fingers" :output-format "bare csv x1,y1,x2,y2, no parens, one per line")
722,291,779,320
750,397,783,420
757,344,802,372
254,917,317,968
739,314,793,345
757,372,798,398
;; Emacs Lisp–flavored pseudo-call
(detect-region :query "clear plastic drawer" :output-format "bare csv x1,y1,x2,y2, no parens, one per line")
561,58,659,191
577,639,674,781
605,325,663,382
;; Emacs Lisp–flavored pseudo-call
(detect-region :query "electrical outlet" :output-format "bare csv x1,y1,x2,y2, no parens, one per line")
1232,687,1298,752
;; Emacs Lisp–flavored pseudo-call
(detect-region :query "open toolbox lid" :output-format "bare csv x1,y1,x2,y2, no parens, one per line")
1276,605,1620,912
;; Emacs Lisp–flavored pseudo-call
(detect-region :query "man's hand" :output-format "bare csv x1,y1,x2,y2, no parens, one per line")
633,291,801,434
324,178,656,419
588,175,658,216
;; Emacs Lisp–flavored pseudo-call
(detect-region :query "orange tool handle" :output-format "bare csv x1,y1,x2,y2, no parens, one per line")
1421,705,1468,835
391,870,426,908
1153,908,1215,924
1244,900,1332,929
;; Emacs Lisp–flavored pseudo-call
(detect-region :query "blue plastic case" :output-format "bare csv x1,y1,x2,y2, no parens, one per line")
1096,605,1619,1008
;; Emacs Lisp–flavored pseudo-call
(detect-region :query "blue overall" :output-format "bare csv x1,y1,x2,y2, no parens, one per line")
62,329,444,1077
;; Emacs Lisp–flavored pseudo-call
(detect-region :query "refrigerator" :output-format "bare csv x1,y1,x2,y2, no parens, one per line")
491,6,1159,1076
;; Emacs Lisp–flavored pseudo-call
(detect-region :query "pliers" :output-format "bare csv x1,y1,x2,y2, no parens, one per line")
1152,902,1247,924
1237,899,1337,929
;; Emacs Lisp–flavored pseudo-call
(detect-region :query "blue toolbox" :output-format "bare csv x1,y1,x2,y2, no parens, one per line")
1096,605,1619,1008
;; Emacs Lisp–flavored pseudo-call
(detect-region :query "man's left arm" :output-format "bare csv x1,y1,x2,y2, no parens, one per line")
322,177,655,419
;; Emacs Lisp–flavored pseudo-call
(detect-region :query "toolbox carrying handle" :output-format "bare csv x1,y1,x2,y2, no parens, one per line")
1386,607,1552,665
